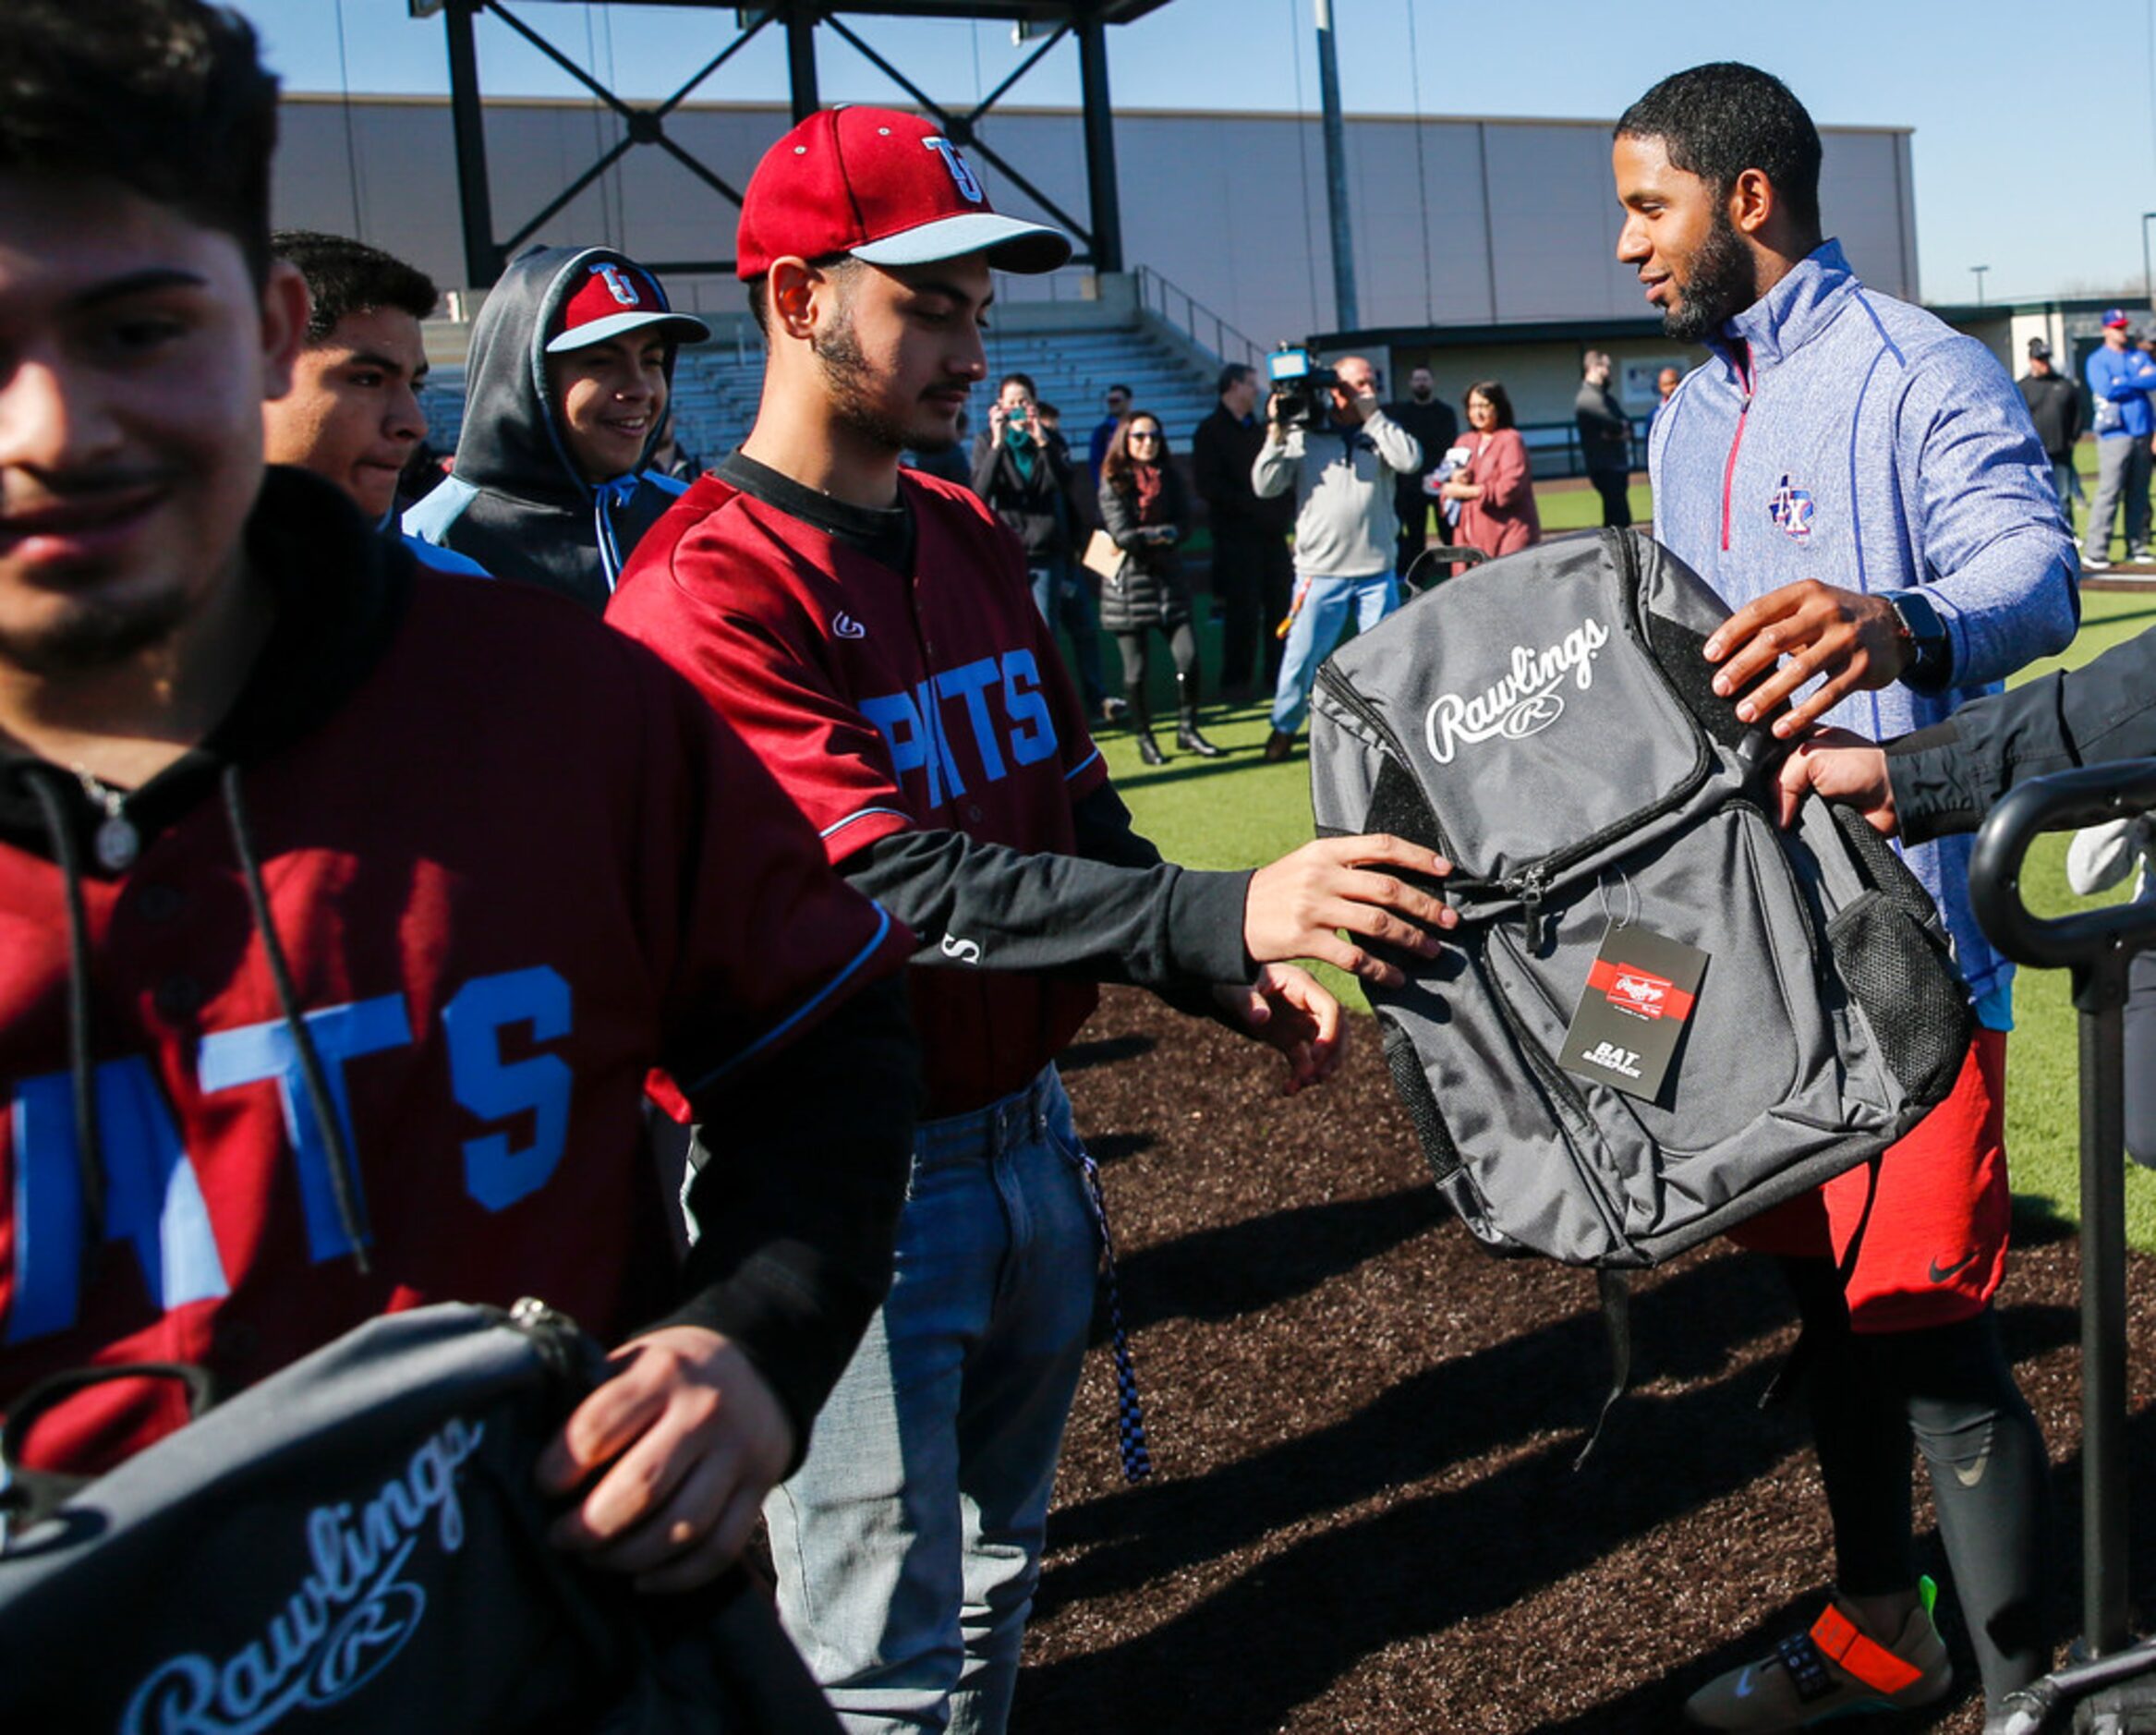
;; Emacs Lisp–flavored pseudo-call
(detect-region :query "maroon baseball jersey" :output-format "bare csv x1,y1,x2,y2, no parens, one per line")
608,468,1106,1116
0,545,909,1474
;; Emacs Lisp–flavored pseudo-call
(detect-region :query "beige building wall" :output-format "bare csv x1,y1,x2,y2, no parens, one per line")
275,95,1918,345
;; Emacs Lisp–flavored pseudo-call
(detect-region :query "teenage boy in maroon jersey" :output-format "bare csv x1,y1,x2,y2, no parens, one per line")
610,105,1456,1732
0,0,918,1600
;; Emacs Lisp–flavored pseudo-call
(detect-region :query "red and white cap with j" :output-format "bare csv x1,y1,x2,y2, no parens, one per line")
736,106,1072,280
545,253,711,354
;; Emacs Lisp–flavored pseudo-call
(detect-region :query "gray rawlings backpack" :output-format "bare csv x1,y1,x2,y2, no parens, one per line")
1310,530,1972,1271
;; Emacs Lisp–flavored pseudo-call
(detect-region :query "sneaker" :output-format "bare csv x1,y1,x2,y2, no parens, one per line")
1683,1581,1952,1730
2084,551,2113,571
2132,547,2152,564
1263,729,1296,763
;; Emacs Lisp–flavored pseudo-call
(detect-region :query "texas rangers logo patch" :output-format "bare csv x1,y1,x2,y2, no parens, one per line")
923,136,985,203
1768,473,1816,542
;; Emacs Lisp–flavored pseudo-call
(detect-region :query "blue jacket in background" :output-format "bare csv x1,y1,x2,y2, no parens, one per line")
2085,341,2156,440
1650,239,2079,1011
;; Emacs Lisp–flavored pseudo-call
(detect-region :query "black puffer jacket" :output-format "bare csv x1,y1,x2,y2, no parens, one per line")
1097,464,1193,633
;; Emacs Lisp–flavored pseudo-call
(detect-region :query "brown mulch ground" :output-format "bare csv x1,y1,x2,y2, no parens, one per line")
1012,987,2156,1734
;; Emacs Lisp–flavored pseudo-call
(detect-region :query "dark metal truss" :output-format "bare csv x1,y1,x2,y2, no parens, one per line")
424,0,1128,285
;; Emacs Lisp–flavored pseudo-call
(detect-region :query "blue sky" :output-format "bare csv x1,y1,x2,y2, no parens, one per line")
233,0,2156,306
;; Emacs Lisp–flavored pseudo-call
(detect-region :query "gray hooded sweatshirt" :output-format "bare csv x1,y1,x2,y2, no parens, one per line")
404,245,693,613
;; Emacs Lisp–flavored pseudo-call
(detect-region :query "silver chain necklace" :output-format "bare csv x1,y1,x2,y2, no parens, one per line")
71,765,140,872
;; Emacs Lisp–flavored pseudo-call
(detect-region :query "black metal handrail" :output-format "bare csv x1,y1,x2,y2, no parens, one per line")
1970,760,2156,976
1133,266,1265,372
1970,758,2156,1679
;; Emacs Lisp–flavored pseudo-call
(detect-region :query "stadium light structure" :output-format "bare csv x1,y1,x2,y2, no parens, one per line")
416,0,1166,287
2142,212,2156,313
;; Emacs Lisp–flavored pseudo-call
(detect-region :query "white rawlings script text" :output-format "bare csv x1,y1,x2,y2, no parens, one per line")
1423,617,1608,765
121,1417,485,1735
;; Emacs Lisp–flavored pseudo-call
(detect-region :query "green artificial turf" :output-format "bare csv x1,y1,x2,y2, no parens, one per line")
1096,579,2156,1247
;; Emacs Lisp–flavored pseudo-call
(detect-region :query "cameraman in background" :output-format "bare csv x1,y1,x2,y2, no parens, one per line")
1254,353,1423,761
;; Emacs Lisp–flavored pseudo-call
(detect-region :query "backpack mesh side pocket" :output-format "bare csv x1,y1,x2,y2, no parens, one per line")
1832,802,1940,924
1377,1009,1462,1186
1823,890,1972,1105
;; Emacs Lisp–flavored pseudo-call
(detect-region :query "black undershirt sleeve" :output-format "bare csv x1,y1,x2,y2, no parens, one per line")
657,975,921,1467
839,783,1254,989
1887,628,2156,843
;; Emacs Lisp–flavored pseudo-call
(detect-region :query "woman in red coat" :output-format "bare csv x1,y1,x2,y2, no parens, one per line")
1441,380,1542,558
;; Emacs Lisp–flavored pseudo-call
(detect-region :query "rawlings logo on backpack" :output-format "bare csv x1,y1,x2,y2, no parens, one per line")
123,1418,486,1735
1423,616,1610,763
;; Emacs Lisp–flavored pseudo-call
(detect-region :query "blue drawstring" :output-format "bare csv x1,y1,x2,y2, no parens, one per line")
1072,1147,1152,1482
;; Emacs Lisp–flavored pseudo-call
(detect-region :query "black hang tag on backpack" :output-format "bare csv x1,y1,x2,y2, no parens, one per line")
1561,921,1710,1102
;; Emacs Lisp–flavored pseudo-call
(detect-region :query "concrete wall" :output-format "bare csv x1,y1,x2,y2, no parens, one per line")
276,94,1918,345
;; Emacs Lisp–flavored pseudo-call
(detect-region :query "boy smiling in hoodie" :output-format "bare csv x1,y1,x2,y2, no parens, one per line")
405,245,709,612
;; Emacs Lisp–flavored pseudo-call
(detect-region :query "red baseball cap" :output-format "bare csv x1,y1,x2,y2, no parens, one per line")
545,252,710,354
736,106,1071,281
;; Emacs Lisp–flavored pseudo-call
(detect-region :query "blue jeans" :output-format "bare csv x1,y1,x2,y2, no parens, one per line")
1268,566,1400,736
765,1067,1099,1735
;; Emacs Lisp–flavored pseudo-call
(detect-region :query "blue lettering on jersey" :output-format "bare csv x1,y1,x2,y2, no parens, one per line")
6,1060,228,1343
936,658,1006,783
443,966,573,1212
1002,649,1056,769
862,688,940,807
199,994,412,1263
2,968,585,1345
918,677,967,802
863,649,1062,807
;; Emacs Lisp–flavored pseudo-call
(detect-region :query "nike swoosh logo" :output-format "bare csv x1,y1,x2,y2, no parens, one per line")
1929,1249,1980,1283
1734,1667,1757,1700
1955,1448,1991,1488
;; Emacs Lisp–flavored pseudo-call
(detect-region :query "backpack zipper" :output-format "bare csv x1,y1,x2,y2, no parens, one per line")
1474,926,1629,1254
1318,658,1616,1238
506,1296,594,1388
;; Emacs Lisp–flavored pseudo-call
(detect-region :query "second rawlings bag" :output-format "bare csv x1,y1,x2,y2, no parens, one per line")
1310,529,1972,1270
0,1300,842,1734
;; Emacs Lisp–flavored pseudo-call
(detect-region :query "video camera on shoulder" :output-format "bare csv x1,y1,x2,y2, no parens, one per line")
1268,344,1341,431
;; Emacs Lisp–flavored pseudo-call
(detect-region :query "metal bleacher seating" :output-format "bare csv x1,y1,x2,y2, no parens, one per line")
416,317,1224,477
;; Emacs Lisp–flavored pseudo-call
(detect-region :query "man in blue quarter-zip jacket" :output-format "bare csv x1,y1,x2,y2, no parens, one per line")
1613,63,2077,1734
2080,309,2156,569
404,245,709,612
